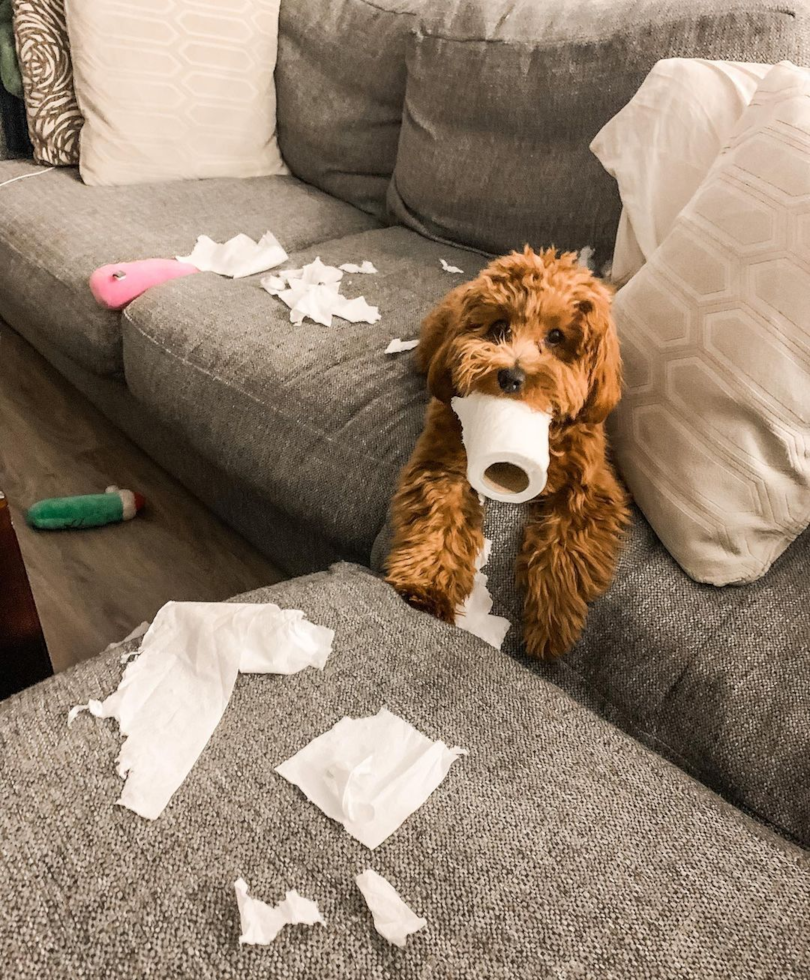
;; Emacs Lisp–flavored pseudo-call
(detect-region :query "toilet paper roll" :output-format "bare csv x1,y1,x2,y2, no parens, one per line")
451,393,551,504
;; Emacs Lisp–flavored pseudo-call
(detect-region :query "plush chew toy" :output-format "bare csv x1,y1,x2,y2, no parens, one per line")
27,486,145,530
90,259,199,310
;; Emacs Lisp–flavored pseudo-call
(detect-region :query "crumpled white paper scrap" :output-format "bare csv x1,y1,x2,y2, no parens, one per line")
385,338,419,354
339,261,377,274
68,600,334,820
234,878,324,946
275,707,466,849
261,257,380,326
440,258,464,274
455,539,511,650
177,231,288,278
577,245,596,271
355,870,427,948
97,620,149,663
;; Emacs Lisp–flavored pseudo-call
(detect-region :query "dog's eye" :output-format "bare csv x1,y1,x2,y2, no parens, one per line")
546,329,564,346
487,319,511,342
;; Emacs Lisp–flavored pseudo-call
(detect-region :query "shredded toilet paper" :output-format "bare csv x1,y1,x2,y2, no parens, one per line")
261,258,380,326
97,620,149,661
440,258,464,274
355,870,427,948
275,707,466,849
68,600,334,820
577,245,596,271
234,878,324,946
339,261,377,274
177,231,288,278
455,538,511,650
385,338,419,354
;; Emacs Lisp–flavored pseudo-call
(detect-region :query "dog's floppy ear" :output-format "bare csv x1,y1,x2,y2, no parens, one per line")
416,282,472,403
578,280,622,424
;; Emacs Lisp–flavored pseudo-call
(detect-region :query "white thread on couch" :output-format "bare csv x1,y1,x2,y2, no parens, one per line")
0,166,55,189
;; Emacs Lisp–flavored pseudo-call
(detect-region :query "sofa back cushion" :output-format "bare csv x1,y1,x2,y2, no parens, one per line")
388,0,810,267
275,0,423,220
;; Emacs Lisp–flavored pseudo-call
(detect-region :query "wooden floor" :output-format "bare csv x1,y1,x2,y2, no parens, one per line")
0,325,285,672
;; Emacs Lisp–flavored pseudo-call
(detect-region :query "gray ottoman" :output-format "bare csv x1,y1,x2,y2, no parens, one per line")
1,564,808,979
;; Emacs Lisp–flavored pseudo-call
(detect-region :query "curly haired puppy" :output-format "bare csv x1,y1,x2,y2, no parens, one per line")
385,246,629,659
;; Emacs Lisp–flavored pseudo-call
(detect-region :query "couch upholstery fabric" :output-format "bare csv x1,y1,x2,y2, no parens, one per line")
389,0,810,266
373,501,810,847
0,161,379,376
121,226,488,560
1,565,808,979
276,0,424,220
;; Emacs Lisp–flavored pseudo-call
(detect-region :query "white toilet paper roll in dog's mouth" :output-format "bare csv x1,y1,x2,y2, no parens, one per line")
451,393,552,504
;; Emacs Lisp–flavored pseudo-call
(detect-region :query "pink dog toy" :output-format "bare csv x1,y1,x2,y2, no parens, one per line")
89,259,199,310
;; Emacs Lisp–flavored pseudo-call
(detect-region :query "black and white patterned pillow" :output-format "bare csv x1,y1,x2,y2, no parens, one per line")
12,0,82,165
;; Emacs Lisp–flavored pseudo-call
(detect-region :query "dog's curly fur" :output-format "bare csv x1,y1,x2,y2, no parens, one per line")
385,246,630,659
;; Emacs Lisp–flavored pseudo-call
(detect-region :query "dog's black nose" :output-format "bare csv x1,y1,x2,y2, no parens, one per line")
497,366,526,393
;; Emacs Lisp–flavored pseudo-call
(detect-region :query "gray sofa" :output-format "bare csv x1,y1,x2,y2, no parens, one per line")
1,1,809,976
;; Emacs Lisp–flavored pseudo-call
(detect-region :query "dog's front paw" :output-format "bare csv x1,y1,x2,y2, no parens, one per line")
523,620,569,661
389,580,457,624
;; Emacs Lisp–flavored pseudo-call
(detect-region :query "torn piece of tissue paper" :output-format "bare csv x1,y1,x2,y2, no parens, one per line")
339,261,377,274
68,600,334,820
385,338,419,354
177,231,287,278
275,707,466,849
355,870,427,948
234,878,324,946
440,258,464,274
455,538,511,651
98,621,149,662
261,258,380,327
577,245,596,271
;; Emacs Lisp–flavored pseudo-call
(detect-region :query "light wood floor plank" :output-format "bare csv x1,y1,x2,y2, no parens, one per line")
0,325,285,672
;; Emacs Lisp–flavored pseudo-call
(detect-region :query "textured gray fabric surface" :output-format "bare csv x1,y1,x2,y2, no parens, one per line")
372,500,810,846
122,226,487,560
8,319,347,577
276,0,424,220
2,564,809,979
0,160,379,376
389,0,810,266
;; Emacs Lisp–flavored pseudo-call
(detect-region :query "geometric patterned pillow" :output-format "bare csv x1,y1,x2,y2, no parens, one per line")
64,0,287,186
11,0,81,165
610,61,810,585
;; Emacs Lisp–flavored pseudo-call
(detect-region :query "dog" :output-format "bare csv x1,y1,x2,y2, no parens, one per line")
385,246,629,659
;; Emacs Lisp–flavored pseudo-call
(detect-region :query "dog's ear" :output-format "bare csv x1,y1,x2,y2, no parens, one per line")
578,281,622,424
416,282,472,403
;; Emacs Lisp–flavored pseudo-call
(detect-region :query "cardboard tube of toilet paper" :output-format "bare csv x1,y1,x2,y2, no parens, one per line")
451,393,552,504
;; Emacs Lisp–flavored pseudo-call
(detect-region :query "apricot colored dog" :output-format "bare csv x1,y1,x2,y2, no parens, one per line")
385,247,629,659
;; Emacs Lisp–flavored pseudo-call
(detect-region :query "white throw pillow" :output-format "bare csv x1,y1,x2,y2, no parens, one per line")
610,61,810,585
591,58,770,284
65,0,288,186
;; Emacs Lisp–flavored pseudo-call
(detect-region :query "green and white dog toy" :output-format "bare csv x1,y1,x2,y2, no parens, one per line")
26,486,146,530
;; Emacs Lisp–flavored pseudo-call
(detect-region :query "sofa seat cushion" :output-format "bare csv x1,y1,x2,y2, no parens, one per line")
121,226,489,561
2,564,809,979
429,501,810,847
0,160,380,376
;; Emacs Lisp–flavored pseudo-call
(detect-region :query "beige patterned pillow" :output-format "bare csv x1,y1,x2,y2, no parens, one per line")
11,0,82,165
64,0,288,186
610,61,810,585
